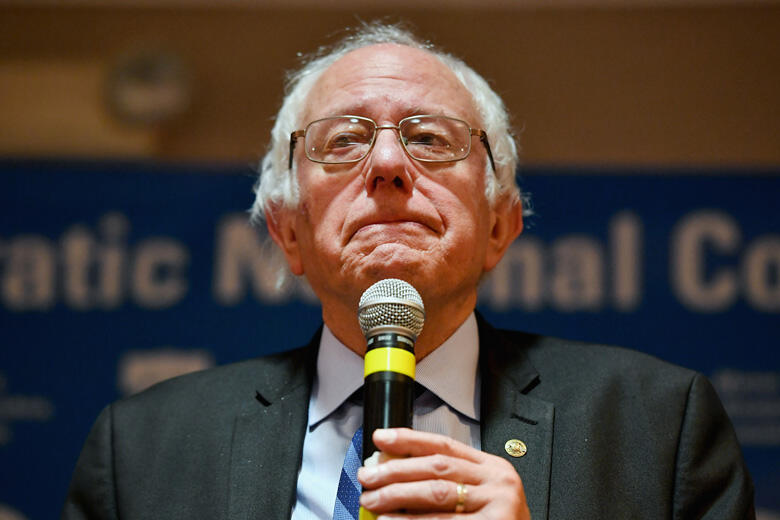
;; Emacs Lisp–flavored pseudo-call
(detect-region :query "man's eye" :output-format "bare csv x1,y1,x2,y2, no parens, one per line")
406,133,449,147
326,133,364,148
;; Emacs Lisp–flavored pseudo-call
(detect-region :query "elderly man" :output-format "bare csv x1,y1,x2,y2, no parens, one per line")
63,24,754,520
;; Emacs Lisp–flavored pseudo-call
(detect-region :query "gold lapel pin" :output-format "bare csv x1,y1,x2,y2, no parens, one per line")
505,439,527,458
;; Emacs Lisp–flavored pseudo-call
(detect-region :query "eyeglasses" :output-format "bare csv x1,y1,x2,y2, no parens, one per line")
289,115,496,172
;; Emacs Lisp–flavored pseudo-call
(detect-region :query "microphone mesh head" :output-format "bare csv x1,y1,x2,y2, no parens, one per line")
358,279,425,340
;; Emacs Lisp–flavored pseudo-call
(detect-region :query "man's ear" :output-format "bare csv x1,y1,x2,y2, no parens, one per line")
265,206,304,276
483,195,524,273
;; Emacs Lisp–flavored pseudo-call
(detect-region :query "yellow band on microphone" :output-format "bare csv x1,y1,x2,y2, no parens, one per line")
364,347,415,379
359,506,377,520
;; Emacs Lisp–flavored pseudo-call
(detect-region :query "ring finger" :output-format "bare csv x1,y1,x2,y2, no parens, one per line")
360,480,484,514
358,454,483,490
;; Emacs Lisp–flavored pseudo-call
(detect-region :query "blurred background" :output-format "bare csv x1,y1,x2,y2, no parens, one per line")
1,1,779,519
2,1,779,164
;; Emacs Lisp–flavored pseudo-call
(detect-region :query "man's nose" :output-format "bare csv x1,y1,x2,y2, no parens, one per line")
364,127,413,193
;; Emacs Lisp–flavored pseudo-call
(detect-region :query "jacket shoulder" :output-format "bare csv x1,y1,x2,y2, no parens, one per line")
493,327,699,391
113,343,315,423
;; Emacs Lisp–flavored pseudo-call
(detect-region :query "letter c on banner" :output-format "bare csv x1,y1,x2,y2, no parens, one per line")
671,210,739,312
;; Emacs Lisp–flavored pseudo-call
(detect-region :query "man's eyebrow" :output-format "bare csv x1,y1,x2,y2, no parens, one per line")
316,104,371,117
313,105,451,119
401,106,455,117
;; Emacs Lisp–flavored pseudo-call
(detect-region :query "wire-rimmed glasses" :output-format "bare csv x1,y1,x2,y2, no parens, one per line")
289,115,496,172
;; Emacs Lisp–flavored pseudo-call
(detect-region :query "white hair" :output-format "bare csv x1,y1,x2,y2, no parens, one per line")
250,22,528,288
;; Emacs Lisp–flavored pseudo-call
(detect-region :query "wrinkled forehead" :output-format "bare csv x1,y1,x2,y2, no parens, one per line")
301,43,480,125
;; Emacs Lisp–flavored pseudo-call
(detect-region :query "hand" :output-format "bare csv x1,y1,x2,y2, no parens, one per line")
357,428,531,519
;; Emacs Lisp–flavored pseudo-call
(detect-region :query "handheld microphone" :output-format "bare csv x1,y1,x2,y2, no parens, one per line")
357,278,425,462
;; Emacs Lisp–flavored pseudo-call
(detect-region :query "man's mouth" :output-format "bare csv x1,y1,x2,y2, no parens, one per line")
350,220,428,238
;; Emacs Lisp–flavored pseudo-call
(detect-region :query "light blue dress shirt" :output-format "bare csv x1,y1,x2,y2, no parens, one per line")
291,313,481,520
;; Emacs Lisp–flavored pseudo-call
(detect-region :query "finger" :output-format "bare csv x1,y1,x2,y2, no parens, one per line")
375,515,465,520
374,515,463,520
371,428,484,463
359,480,484,515
358,453,483,489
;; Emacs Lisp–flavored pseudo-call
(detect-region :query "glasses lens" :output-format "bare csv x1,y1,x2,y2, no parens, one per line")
400,116,470,162
305,117,374,164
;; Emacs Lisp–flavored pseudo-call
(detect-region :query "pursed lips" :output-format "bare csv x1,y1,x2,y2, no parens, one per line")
345,216,442,243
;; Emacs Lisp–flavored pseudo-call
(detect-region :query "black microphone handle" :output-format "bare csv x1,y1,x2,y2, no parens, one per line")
363,370,414,458
362,332,416,461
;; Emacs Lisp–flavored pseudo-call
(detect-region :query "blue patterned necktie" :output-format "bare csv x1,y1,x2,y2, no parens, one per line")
333,426,363,520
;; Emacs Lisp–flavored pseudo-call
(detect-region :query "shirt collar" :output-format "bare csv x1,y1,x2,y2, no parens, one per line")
308,326,364,428
416,313,480,421
308,313,480,427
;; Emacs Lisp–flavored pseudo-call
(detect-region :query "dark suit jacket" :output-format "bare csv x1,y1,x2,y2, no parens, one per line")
62,317,755,519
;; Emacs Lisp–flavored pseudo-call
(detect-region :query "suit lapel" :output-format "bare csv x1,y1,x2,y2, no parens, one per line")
228,332,320,520
478,316,554,520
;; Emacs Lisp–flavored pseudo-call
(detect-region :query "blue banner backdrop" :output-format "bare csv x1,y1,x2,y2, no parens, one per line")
1,160,778,519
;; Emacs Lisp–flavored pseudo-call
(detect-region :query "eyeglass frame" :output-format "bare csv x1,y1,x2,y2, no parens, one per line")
288,114,496,172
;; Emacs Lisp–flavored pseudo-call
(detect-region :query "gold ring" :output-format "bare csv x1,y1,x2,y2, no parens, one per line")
455,482,467,513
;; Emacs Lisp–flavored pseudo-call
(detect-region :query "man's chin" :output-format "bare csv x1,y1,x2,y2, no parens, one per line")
352,247,433,284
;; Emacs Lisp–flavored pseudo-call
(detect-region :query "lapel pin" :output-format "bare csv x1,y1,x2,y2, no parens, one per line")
505,439,527,458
